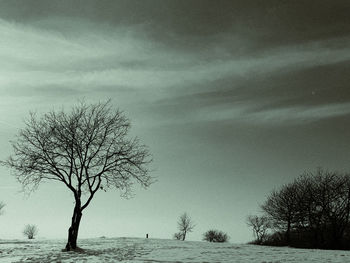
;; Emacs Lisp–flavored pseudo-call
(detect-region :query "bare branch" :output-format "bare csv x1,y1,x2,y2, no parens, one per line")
2,100,153,208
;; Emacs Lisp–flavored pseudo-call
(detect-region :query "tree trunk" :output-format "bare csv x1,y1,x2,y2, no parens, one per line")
286,220,291,244
331,223,342,249
182,231,186,241
65,201,82,251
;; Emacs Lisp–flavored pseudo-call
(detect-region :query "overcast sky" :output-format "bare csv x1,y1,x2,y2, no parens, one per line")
0,0,350,243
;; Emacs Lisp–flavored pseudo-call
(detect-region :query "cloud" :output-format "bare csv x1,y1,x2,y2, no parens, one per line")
1,11,350,128
251,103,350,124
1,1,350,47
149,37,350,125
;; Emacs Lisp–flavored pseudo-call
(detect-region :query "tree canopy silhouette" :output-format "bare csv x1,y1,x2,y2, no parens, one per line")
2,101,153,251
256,168,350,249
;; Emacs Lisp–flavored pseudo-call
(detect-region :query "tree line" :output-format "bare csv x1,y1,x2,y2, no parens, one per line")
247,168,350,249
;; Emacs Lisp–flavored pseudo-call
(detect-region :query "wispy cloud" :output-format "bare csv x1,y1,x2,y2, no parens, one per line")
1,16,350,126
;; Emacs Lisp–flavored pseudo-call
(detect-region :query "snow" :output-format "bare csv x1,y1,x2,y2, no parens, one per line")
1,237,350,262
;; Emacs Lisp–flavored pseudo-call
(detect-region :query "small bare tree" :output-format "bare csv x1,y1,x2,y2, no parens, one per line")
261,183,298,243
23,224,38,239
0,202,5,215
246,215,270,244
177,212,195,241
2,101,153,251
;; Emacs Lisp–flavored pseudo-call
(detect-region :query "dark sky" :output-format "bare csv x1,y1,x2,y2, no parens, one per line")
0,0,350,242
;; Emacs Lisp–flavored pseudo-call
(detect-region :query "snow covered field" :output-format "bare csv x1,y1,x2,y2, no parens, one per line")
1,237,350,262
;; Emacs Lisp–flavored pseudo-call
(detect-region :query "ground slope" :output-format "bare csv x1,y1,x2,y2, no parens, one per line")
1,237,350,262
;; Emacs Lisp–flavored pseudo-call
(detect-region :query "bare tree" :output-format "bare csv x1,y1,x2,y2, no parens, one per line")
261,183,298,243
177,212,195,241
23,224,38,239
0,202,5,215
2,101,153,251
246,215,270,244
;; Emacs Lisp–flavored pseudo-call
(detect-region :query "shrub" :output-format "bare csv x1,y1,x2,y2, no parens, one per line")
23,224,38,239
173,232,184,240
203,230,229,243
